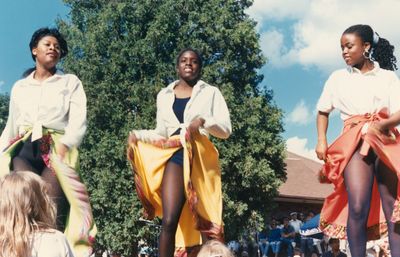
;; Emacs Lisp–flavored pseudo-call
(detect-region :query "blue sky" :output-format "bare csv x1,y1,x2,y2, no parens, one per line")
1,0,400,161
0,0,68,93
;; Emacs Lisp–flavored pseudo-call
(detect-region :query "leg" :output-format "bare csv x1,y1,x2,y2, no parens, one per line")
41,167,69,231
307,238,314,256
12,156,40,174
272,241,281,257
282,238,293,257
262,241,270,256
376,160,400,257
344,150,375,257
301,238,308,257
158,161,186,257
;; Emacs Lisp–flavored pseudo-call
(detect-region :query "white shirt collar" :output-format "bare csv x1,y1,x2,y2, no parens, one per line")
165,79,207,93
25,69,64,84
347,61,380,75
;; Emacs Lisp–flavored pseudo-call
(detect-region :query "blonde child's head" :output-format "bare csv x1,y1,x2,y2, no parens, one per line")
197,240,235,257
0,171,56,257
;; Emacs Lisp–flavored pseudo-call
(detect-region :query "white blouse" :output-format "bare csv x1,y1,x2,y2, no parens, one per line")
0,70,87,152
317,62,400,120
134,80,232,142
31,229,75,257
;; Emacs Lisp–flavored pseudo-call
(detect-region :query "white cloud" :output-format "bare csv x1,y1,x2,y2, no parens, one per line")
286,136,321,162
260,29,298,68
249,0,400,73
286,100,313,125
246,0,310,23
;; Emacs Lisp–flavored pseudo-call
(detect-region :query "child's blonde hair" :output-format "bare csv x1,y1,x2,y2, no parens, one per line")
0,171,56,257
197,240,235,257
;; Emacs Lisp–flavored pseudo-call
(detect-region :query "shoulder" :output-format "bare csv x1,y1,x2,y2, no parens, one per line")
10,77,29,96
197,80,220,92
58,72,83,85
196,80,226,100
327,69,349,81
157,81,175,102
36,229,68,241
377,68,399,80
32,229,73,257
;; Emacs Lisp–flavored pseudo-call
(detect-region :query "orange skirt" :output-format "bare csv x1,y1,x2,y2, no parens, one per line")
319,109,400,240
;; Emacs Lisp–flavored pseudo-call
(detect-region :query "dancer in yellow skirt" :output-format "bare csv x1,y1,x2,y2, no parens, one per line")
0,27,96,257
127,48,231,257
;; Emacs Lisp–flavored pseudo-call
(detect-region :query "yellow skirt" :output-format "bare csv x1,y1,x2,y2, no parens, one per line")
0,130,97,257
127,133,223,254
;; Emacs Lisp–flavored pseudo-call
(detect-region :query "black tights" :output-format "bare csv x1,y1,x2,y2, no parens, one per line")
158,161,186,257
344,148,400,257
12,157,70,231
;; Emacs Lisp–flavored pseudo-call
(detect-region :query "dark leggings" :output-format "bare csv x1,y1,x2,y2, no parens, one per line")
344,146,400,257
158,160,186,257
12,156,70,231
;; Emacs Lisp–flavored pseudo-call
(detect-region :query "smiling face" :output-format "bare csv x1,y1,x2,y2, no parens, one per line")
176,50,201,83
340,33,371,67
32,35,61,69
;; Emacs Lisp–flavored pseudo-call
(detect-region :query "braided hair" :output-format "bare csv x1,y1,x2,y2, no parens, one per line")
343,24,397,71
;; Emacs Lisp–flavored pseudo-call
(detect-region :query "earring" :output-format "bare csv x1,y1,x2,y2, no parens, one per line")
363,50,373,61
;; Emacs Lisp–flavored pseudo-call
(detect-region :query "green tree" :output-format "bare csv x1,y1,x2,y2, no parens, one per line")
59,0,286,255
0,94,9,132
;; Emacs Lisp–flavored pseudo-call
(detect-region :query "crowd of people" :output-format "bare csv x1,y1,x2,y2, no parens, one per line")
226,211,331,257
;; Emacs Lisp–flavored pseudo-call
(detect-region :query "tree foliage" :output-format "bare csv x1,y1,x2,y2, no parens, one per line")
0,94,9,132
58,0,286,255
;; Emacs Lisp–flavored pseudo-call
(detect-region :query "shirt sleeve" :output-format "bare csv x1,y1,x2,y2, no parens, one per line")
201,88,232,139
0,86,19,152
59,233,75,257
133,91,168,142
59,78,87,148
316,74,335,113
388,73,400,114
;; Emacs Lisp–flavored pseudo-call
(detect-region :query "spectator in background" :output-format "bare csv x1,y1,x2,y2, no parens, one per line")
322,238,347,257
266,219,282,257
281,217,296,257
290,212,303,246
258,226,269,257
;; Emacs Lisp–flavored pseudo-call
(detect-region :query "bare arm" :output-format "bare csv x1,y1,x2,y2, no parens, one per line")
315,111,329,161
375,110,400,133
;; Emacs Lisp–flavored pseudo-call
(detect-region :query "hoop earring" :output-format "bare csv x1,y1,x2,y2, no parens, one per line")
363,50,373,61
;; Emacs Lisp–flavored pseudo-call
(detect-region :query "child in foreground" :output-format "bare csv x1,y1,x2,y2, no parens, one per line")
0,171,74,257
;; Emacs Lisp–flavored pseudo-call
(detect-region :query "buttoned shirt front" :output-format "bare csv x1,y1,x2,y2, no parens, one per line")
134,80,231,142
0,70,87,151
317,62,400,120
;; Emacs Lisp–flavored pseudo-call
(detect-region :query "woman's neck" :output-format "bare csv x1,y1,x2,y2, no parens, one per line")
354,59,375,74
33,64,56,82
175,79,197,98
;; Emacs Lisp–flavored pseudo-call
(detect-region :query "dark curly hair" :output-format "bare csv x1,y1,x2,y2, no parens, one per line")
29,27,68,61
22,27,68,77
343,24,397,70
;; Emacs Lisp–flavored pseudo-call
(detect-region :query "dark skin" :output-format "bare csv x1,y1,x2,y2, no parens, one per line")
128,50,207,257
315,33,400,161
315,32,400,257
128,50,205,144
32,35,69,160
